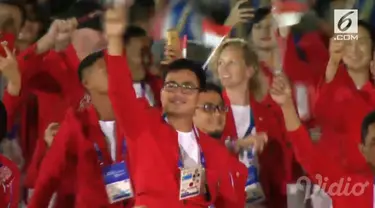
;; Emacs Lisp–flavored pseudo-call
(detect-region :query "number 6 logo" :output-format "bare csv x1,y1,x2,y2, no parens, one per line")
338,11,354,32
334,9,358,34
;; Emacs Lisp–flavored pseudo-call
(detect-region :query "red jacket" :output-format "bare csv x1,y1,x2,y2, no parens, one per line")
287,125,373,207
314,65,375,173
0,154,21,208
28,105,137,208
2,44,85,208
106,53,246,207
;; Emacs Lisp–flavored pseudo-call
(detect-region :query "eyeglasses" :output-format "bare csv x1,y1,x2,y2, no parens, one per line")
163,82,200,94
196,104,229,113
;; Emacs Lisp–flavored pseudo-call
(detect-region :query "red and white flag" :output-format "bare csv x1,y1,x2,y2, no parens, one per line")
202,19,231,48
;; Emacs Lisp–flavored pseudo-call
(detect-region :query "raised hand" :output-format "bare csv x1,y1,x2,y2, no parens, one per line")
270,73,292,106
326,36,344,82
329,36,344,63
161,44,182,65
225,0,254,27
237,132,268,153
44,122,60,148
0,42,20,95
105,1,129,56
36,20,60,54
55,18,78,51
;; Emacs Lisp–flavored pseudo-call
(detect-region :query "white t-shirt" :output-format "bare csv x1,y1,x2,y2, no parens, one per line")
231,105,257,167
133,82,155,106
177,130,199,168
231,105,252,138
99,120,116,161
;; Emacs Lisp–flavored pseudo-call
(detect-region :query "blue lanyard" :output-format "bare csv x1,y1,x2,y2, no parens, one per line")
244,111,255,159
243,110,255,138
94,140,127,165
140,81,146,98
162,116,207,169
177,127,207,169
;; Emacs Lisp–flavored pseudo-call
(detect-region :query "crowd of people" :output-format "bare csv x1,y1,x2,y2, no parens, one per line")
0,0,375,207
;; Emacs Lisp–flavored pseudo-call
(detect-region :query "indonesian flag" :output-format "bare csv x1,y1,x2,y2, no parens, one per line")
272,1,308,27
202,19,231,48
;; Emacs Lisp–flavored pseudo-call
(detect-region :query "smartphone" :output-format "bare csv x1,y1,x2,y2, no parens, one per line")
0,32,15,57
166,29,179,49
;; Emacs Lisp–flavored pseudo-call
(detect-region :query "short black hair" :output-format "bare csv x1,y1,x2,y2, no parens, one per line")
246,6,271,35
124,25,147,45
162,59,206,89
361,110,375,144
358,20,374,50
252,7,271,24
202,82,222,96
78,50,104,82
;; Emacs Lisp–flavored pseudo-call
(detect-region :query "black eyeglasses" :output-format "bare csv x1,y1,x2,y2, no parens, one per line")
197,104,229,113
163,82,200,94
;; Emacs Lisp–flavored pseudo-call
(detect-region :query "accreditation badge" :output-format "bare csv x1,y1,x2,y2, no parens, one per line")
102,162,134,204
179,166,204,200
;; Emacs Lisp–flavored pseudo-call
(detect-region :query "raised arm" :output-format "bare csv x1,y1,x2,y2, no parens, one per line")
27,110,76,208
105,4,153,140
270,74,345,183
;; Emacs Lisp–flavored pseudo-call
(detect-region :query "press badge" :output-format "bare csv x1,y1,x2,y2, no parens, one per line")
245,151,265,204
179,166,204,200
102,162,134,204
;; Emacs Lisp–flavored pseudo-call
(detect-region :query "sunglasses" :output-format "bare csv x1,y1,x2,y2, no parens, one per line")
197,104,229,113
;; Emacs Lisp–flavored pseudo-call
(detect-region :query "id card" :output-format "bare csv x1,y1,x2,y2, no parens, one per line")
245,165,265,204
179,167,204,200
102,162,133,204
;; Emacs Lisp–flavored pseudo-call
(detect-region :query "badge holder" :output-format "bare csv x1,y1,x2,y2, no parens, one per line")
179,166,205,200
94,142,134,204
102,162,134,204
245,150,265,204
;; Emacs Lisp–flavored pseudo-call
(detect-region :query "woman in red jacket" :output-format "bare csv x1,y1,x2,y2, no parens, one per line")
315,20,375,173
270,73,373,208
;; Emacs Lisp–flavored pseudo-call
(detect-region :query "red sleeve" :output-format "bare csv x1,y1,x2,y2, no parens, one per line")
106,54,152,139
58,44,80,72
16,44,48,83
215,156,247,208
314,65,348,126
2,91,24,131
298,31,329,80
283,32,328,86
286,125,344,183
27,113,75,208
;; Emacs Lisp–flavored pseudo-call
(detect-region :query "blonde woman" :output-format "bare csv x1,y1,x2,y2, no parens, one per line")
211,38,291,208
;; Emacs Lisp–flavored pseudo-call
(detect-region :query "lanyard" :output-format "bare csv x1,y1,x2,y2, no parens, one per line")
94,140,127,166
140,82,146,98
162,116,207,169
243,110,255,138
244,111,255,159
177,127,207,169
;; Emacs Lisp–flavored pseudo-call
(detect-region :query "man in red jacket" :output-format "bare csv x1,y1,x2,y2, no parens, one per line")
105,3,245,207
28,48,148,208
270,73,374,207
